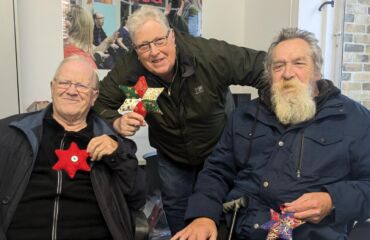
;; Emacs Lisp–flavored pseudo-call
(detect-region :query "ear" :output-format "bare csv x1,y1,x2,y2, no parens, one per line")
50,81,55,95
171,29,176,42
91,90,99,107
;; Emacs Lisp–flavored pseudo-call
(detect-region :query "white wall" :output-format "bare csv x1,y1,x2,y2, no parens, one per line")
202,0,246,47
15,0,63,112
203,0,299,98
0,0,19,118
298,0,345,86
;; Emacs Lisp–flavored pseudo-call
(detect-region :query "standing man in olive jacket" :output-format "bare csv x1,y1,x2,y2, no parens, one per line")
0,56,146,240
93,5,266,234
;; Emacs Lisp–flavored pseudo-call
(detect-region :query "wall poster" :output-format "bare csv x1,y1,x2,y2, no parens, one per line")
62,0,202,70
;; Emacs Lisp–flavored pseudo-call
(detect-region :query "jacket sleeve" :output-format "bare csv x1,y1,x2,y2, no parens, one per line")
192,35,268,92
184,111,239,224
103,137,147,210
222,43,267,90
324,124,370,224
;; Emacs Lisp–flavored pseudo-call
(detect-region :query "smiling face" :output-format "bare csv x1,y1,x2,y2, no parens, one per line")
51,59,98,125
133,20,176,82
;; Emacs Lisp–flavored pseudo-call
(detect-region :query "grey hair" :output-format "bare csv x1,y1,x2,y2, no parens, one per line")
54,55,99,90
263,28,323,82
126,5,170,40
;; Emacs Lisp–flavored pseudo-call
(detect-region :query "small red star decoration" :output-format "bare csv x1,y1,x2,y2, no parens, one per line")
53,142,91,179
260,207,305,240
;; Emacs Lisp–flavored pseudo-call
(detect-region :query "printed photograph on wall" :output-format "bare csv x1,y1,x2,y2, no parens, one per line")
62,0,202,70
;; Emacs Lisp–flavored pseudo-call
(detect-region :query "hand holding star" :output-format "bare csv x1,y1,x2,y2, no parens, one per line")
113,111,146,137
87,134,118,161
283,192,334,224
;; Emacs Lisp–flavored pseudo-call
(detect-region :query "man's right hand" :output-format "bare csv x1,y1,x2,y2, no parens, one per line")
171,217,217,240
113,112,146,137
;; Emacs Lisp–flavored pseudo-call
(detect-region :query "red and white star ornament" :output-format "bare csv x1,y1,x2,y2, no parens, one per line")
118,76,164,117
260,207,305,240
52,142,91,179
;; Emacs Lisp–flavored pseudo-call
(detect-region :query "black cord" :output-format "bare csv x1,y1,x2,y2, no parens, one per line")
318,0,334,11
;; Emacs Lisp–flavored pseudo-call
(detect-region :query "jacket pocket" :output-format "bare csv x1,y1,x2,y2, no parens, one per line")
302,127,349,178
234,126,273,169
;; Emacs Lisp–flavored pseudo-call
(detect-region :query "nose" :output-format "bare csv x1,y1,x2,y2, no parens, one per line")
65,83,79,95
148,43,160,55
282,63,294,80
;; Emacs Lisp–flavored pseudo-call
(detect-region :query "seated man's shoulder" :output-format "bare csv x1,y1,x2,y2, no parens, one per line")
339,93,370,118
0,111,40,127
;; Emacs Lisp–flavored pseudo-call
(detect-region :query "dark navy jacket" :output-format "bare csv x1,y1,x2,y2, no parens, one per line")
185,80,370,240
0,105,146,240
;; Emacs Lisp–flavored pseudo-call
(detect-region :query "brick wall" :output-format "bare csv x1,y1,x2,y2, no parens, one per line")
341,0,370,107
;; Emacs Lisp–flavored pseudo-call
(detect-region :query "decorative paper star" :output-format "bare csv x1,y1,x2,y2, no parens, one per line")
118,76,164,117
260,208,305,240
52,142,91,179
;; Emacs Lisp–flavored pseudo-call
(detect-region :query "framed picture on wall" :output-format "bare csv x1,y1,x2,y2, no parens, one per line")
62,0,202,70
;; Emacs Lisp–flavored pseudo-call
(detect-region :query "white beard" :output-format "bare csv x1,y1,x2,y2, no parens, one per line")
271,79,316,125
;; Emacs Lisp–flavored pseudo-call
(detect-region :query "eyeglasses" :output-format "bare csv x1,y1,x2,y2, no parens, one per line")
134,29,172,54
54,79,96,93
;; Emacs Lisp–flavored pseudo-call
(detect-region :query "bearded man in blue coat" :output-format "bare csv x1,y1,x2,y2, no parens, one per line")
172,28,370,240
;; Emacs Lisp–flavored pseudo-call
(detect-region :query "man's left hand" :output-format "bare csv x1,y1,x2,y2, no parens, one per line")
283,192,334,224
87,134,118,161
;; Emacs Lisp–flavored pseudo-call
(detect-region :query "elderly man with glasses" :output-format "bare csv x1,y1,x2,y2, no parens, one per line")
93,5,267,235
0,56,146,240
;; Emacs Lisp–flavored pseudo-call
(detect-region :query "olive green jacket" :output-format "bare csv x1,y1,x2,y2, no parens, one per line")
94,30,266,165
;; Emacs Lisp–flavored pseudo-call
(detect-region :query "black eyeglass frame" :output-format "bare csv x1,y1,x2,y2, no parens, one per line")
133,29,172,53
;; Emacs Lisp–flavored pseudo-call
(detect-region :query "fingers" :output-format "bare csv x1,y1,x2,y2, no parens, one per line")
87,134,118,161
283,192,333,223
284,196,309,212
113,112,146,137
171,218,217,240
171,228,191,240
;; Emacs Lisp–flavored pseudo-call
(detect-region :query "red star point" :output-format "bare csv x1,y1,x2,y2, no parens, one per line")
53,142,91,179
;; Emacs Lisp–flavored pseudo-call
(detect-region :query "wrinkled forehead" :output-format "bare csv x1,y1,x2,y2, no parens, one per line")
133,20,168,42
272,38,312,61
56,61,94,82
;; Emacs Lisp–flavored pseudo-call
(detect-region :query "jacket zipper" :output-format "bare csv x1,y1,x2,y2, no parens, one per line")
168,59,178,96
52,133,66,240
296,131,304,178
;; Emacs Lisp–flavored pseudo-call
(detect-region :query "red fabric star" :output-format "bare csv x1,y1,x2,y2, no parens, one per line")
118,76,164,117
53,142,91,179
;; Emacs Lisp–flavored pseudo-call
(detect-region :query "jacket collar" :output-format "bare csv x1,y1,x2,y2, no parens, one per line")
9,104,117,155
174,29,196,78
